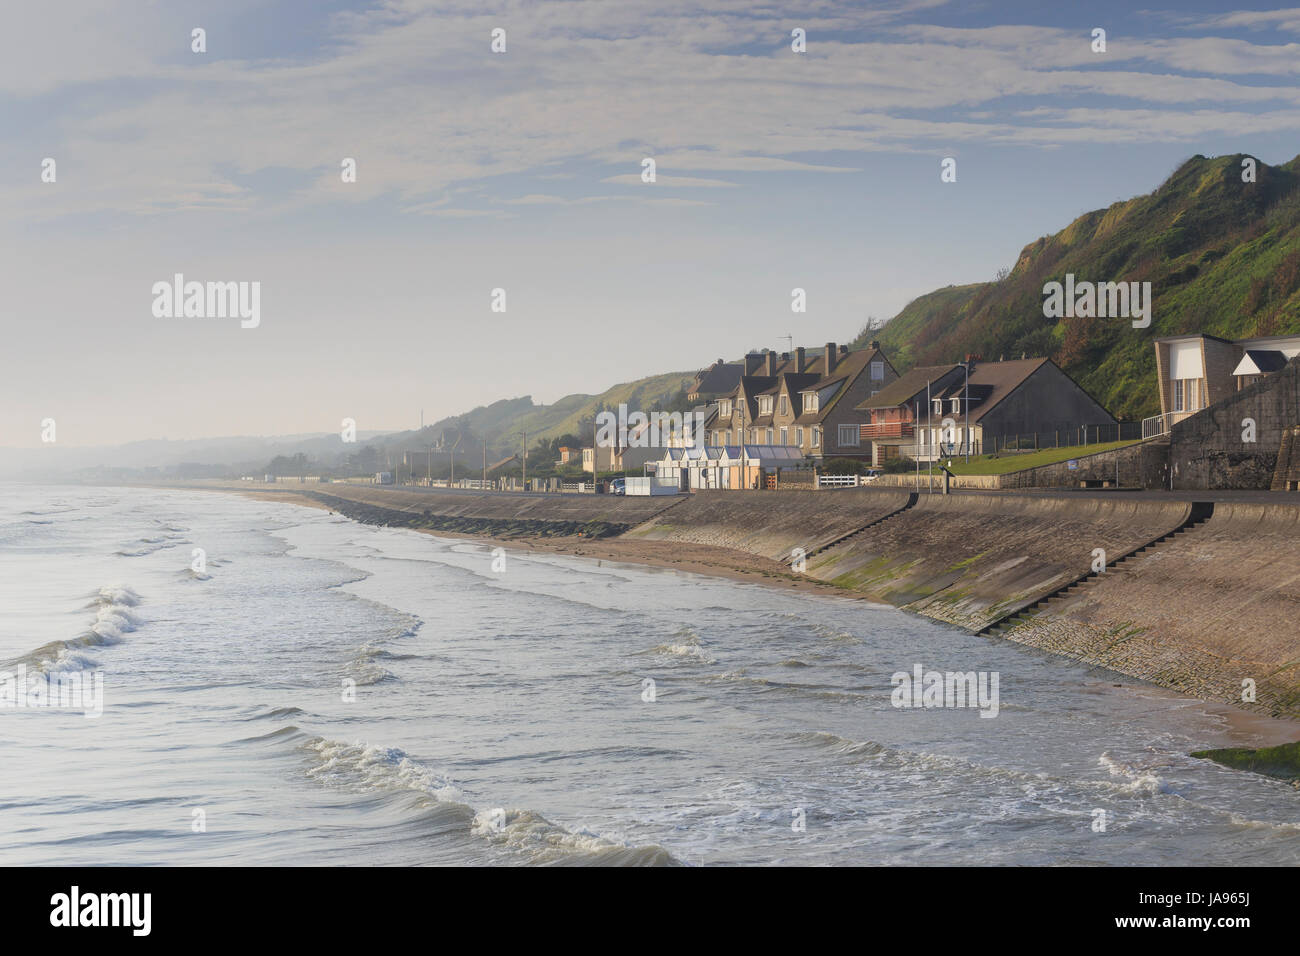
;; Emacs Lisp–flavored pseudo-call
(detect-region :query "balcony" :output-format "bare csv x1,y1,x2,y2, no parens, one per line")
860,422,915,440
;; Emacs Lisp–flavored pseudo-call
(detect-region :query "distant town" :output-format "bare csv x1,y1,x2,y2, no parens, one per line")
252,331,1300,496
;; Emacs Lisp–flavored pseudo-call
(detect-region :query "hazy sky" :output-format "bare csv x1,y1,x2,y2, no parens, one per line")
5,0,1300,446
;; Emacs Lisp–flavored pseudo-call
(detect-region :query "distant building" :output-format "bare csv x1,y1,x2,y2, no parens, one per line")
856,364,966,465
1150,334,1300,437
688,359,745,403
869,358,1116,462
710,342,897,462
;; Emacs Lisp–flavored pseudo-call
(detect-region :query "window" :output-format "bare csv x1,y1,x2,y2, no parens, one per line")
779,395,789,416
838,424,859,447
951,399,961,412
759,396,773,414
933,400,943,414
871,360,884,381
796,427,804,445
805,393,818,412
812,426,821,447
780,427,788,445
1173,378,1203,413
719,400,731,417
765,428,774,444
724,430,730,445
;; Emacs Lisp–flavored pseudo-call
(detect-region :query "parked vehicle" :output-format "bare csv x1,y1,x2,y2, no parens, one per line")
610,477,626,495
862,469,881,483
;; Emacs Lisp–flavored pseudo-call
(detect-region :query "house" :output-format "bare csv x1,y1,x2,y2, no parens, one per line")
856,364,966,465
710,342,897,461
900,358,1116,461
1150,334,1300,437
688,359,746,403
556,446,578,465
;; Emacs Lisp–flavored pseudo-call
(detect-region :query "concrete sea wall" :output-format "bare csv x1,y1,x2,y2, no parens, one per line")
625,488,912,561
299,485,680,538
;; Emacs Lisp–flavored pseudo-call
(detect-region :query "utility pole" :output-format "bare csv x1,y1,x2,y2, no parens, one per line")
482,439,487,491
427,445,432,487
522,430,527,490
926,379,932,494
915,400,920,493
964,360,970,464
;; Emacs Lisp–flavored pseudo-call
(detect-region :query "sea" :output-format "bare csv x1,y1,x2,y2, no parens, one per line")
2,483,1298,866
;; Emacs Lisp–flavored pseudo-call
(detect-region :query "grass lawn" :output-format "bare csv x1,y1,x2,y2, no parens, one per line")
934,440,1142,475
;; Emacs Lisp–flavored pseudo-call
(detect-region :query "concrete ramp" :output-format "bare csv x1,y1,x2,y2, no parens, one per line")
807,494,1192,631
1003,500,1300,717
624,488,914,562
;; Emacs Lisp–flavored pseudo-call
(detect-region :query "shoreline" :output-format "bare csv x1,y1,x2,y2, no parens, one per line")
227,485,1299,750
234,487,854,597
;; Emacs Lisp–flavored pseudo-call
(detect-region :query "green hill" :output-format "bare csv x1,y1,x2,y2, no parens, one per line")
380,370,696,459
852,153,1300,420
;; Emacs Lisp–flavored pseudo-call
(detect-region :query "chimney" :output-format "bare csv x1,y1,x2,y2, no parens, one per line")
870,340,880,351
824,342,837,375
764,351,776,376
794,346,806,372
839,345,848,355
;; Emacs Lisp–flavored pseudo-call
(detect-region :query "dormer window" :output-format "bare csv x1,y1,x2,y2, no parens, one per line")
779,395,789,416
759,396,773,414
951,398,961,412
933,400,943,414
719,400,732,418
805,393,819,412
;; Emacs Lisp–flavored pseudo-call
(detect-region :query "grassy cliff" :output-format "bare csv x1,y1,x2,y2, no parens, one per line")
853,153,1300,420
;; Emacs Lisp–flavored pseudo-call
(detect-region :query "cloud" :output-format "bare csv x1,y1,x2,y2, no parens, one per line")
5,0,1299,226
600,174,740,187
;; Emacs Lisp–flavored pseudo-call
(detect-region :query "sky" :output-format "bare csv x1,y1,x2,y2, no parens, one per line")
4,0,1300,447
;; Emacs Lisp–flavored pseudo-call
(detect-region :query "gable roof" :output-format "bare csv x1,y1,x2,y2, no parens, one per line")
691,360,744,396
856,364,962,411
1233,349,1291,376
918,358,1052,424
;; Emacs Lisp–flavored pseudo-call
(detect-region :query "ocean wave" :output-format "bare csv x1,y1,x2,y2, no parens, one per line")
6,586,142,673
299,735,680,865
789,730,888,759
648,627,715,664
1098,752,1178,796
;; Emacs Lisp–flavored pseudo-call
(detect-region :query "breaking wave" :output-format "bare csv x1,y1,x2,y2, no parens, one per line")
298,735,680,865
6,586,142,673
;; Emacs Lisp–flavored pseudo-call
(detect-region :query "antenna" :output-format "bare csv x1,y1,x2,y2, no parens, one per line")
781,333,793,353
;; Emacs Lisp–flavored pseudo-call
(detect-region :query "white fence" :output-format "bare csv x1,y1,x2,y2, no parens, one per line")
561,482,593,493
817,474,860,488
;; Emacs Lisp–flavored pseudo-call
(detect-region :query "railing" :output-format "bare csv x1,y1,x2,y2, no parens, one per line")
1142,412,1193,439
1142,414,1168,439
859,422,914,439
